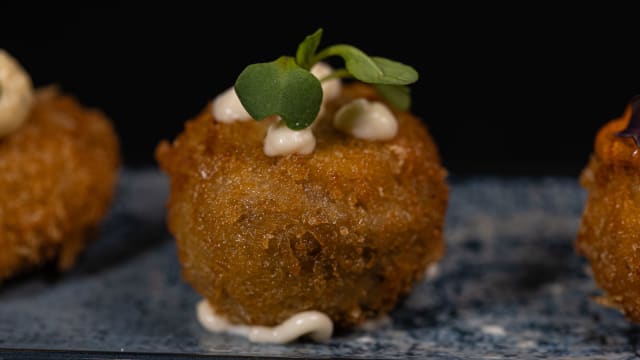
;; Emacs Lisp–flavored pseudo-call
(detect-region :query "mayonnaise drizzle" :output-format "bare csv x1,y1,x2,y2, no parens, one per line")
196,299,333,343
0,50,34,137
310,62,341,102
211,87,252,123
263,119,316,157
334,98,398,141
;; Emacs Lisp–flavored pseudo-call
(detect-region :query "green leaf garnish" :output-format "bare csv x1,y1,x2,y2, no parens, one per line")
374,84,411,111
234,28,419,130
313,45,382,82
235,56,322,130
296,28,323,70
313,45,418,85
370,57,419,85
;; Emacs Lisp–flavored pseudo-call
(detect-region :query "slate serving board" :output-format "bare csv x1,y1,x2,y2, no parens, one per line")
1,170,638,359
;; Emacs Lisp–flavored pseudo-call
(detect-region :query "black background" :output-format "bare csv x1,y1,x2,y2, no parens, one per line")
2,4,639,176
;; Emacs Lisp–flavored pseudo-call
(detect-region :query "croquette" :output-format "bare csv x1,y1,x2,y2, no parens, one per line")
0,88,119,281
577,103,640,322
156,83,448,327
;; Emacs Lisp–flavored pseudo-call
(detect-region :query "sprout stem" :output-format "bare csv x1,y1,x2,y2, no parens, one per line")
320,69,351,82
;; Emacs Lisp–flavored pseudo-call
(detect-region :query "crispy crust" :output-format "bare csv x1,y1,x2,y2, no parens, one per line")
157,83,448,327
577,105,640,321
0,87,120,281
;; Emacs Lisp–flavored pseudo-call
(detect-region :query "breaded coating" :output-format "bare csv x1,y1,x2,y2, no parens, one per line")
0,88,119,281
157,83,448,327
577,104,640,322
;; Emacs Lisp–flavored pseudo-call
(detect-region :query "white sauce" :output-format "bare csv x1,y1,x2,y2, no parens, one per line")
196,299,333,343
263,119,316,156
0,50,34,137
211,87,252,123
310,62,341,102
334,98,398,141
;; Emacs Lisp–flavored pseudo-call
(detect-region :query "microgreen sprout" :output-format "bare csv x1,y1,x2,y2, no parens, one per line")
234,29,419,130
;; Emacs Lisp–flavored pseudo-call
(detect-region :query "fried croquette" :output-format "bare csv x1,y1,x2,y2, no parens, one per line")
577,103,640,322
0,88,119,281
156,83,448,327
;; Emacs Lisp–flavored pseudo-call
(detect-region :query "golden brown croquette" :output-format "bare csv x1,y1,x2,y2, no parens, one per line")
0,88,119,281
157,83,448,327
577,104,640,322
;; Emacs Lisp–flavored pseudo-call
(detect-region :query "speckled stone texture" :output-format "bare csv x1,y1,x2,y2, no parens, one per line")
0,170,638,359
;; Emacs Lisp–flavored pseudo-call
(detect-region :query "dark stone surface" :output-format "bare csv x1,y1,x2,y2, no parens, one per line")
0,171,637,359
